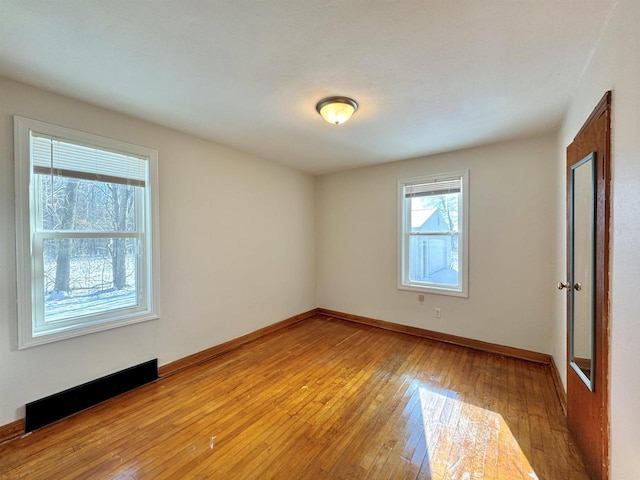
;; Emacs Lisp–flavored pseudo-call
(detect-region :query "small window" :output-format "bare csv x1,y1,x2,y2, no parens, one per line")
14,116,160,348
398,171,468,297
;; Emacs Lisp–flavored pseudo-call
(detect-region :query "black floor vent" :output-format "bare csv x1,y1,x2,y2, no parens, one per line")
25,359,158,432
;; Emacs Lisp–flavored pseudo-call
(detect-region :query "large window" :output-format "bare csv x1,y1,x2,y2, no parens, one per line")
14,116,160,348
398,171,468,297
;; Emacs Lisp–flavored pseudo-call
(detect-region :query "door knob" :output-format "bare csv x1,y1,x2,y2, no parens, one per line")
557,282,571,290
574,283,582,291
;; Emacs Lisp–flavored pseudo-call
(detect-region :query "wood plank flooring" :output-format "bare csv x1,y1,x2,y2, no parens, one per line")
0,316,588,479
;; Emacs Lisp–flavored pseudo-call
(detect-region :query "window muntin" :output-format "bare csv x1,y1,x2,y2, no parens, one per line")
14,116,160,348
398,171,468,297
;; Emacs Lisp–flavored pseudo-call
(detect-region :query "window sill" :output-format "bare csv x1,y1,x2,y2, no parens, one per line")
398,283,468,298
19,311,159,349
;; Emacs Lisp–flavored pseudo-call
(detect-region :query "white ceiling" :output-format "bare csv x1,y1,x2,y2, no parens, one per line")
0,1,615,174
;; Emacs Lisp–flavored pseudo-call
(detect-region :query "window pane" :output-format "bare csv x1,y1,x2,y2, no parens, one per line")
408,233,459,286
410,194,458,233
43,237,139,323
408,191,460,285
37,174,139,232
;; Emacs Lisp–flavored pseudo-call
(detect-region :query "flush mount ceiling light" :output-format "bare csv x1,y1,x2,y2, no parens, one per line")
315,96,358,125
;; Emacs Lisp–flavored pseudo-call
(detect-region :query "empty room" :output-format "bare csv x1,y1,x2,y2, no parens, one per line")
1,1,638,479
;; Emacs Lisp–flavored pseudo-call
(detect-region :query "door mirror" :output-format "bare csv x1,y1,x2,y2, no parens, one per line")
569,152,595,390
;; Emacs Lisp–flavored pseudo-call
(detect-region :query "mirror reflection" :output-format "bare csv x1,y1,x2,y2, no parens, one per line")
570,153,595,389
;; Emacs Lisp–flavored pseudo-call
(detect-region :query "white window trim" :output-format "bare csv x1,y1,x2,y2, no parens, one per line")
14,116,161,348
397,170,469,298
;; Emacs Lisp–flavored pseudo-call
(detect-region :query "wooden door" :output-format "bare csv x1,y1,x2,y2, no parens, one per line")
564,91,611,480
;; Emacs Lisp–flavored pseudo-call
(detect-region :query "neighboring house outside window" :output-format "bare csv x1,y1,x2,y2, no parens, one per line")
14,116,160,348
398,171,468,297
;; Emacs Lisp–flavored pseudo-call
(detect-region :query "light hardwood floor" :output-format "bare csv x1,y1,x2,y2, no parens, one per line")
0,316,588,479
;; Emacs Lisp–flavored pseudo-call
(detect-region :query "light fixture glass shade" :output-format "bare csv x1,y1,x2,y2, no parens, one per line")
316,96,358,125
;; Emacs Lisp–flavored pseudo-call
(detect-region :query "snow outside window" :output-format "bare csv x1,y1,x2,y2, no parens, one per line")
14,116,160,348
398,171,469,297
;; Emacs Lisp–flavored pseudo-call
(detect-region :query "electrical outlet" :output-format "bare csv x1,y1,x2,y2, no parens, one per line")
418,294,424,304
434,307,441,318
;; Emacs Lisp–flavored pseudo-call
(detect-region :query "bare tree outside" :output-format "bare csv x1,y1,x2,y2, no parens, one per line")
109,184,135,291
51,178,79,297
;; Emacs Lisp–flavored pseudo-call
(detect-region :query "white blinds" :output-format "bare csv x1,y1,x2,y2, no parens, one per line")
404,176,461,198
31,133,148,186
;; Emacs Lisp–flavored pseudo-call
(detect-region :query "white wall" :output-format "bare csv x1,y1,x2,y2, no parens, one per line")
552,0,640,477
0,77,317,426
317,135,557,354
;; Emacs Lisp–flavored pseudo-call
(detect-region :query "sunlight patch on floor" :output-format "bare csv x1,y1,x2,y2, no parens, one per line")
418,386,538,480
